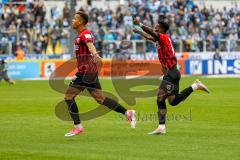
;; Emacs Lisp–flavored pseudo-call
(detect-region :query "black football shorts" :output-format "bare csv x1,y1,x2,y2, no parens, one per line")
69,72,102,92
160,66,181,96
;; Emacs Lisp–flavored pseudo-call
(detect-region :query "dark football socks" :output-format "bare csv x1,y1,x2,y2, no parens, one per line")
157,100,167,124
170,87,193,106
102,97,127,115
65,99,81,125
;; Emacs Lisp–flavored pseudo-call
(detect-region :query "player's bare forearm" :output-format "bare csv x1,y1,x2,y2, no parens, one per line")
140,24,159,41
133,28,155,42
86,42,102,66
86,42,98,56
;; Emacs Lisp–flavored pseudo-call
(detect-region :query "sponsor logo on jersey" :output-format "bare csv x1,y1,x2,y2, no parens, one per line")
84,34,92,39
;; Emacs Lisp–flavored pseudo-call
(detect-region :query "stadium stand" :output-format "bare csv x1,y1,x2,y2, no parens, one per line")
0,0,240,56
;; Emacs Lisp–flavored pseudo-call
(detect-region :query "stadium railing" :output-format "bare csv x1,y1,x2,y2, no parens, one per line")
1,39,240,56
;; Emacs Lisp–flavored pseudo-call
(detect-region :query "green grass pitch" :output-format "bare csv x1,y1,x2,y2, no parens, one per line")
0,77,239,160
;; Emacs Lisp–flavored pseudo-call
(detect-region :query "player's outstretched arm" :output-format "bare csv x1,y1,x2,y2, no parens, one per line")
133,28,155,42
141,24,159,41
133,18,159,41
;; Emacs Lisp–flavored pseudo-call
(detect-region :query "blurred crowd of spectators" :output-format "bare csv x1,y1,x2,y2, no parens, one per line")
0,0,240,55
88,0,240,52
0,0,70,55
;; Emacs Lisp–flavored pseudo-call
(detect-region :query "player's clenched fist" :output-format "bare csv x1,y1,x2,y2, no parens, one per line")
133,18,140,25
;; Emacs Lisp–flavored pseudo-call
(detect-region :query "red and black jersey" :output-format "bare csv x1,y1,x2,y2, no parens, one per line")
74,29,95,73
156,33,177,71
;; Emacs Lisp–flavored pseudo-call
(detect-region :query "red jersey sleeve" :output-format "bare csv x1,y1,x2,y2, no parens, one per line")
81,30,94,43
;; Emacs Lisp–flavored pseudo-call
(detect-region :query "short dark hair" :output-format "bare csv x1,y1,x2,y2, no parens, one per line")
158,19,170,32
76,11,88,24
